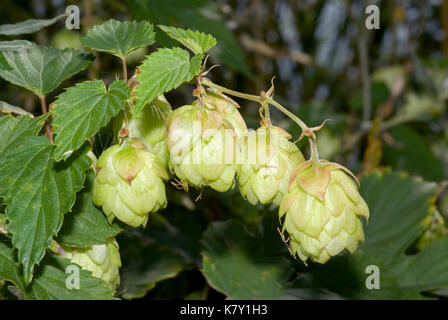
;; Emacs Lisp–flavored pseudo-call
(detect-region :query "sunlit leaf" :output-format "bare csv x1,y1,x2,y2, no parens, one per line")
0,43,93,96
158,25,216,54
134,48,202,113
126,0,250,76
81,19,155,58
0,138,90,283
52,79,130,161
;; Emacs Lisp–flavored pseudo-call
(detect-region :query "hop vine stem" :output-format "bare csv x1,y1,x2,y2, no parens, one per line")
39,95,53,143
201,77,320,163
261,101,271,125
121,57,128,82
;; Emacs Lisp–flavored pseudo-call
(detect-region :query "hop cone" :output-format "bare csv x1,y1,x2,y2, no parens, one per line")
166,90,247,192
237,126,304,205
62,238,121,289
114,95,172,167
92,139,168,227
279,161,369,264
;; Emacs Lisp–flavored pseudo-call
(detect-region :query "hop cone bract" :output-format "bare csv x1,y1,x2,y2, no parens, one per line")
279,161,369,264
92,139,168,227
237,126,304,205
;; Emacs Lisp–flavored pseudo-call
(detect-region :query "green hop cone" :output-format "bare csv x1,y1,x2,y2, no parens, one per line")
279,160,369,264
237,126,305,205
92,139,168,227
114,95,172,168
62,238,121,289
166,90,247,192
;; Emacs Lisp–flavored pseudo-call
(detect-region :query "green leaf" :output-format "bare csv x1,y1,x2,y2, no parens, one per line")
134,48,202,113
0,14,67,36
0,52,9,70
0,42,33,71
360,170,437,260
0,235,25,292
81,19,155,58
24,254,116,300
383,125,444,182
398,238,448,292
141,205,208,266
0,43,93,96
0,40,32,51
126,0,250,76
0,137,90,284
201,219,296,299
0,101,33,117
308,170,448,299
57,173,122,248
158,25,216,54
0,114,47,155
52,79,130,161
118,232,185,299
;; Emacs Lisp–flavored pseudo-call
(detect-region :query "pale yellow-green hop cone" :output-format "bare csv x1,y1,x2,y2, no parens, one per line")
92,139,168,227
166,90,247,192
62,238,122,290
279,160,369,264
237,126,305,205
114,95,172,168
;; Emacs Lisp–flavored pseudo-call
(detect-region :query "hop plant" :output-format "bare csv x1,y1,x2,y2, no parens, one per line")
237,125,304,205
166,90,247,192
114,95,172,168
279,160,369,264
61,238,121,289
92,139,168,227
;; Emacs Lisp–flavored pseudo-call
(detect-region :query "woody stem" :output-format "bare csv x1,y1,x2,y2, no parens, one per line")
201,78,313,139
121,57,128,82
39,95,53,143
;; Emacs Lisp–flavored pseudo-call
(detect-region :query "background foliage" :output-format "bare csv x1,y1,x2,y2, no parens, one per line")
0,0,448,300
